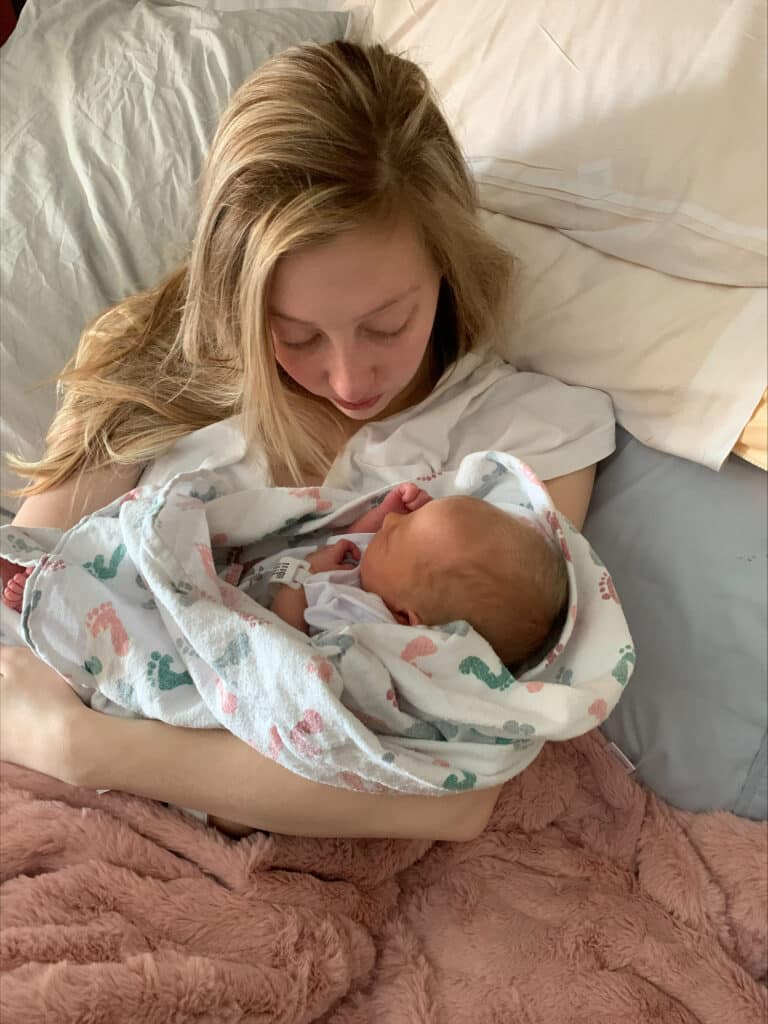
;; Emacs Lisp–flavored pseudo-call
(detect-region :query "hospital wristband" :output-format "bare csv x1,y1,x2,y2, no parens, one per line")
269,557,311,589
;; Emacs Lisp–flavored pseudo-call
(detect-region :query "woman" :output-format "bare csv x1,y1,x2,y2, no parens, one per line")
0,41,613,840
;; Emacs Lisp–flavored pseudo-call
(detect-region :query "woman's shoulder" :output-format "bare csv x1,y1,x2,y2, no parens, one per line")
139,416,271,488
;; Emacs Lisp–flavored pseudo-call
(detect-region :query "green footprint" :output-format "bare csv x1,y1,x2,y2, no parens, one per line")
612,645,636,686
83,543,126,580
84,656,103,676
213,632,250,672
147,650,193,690
190,485,217,503
442,770,477,791
6,533,39,554
459,655,515,691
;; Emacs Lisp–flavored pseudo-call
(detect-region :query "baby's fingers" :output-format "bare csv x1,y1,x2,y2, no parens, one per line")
337,539,361,563
404,485,432,512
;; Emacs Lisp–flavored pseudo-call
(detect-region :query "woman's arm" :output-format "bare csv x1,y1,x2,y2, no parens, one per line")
80,713,498,840
542,464,596,531
12,463,143,529
0,645,498,841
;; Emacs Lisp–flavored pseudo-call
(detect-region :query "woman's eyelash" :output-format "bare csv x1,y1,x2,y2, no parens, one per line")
365,321,409,340
281,333,321,348
278,320,410,347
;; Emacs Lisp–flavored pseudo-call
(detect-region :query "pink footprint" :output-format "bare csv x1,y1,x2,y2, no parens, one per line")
307,657,333,684
195,543,219,584
526,681,544,693
385,688,399,708
338,771,366,792
545,643,564,668
238,611,270,628
214,677,238,715
289,709,325,757
400,636,438,676
521,462,544,488
290,487,332,513
598,572,620,604
268,725,284,759
85,602,130,656
589,698,608,721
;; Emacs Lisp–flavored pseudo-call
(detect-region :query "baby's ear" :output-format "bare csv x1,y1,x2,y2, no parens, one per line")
394,608,423,627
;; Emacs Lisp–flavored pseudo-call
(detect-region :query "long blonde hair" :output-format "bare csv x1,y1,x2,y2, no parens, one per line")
9,41,511,495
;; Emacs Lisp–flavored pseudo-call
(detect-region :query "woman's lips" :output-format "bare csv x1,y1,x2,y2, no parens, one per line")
333,394,382,411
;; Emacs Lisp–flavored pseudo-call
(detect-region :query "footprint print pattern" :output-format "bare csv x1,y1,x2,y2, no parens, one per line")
469,461,506,500
612,645,636,686
189,485,218,503
589,698,609,721
289,487,332,513
313,633,356,657
4,533,41,555
214,676,238,715
458,655,516,692
442,769,476,791
307,656,334,684
288,709,325,758
501,720,536,748
85,602,130,656
83,544,127,581
135,574,157,611
212,632,250,673
147,651,193,690
400,636,438,676
598,572,620,604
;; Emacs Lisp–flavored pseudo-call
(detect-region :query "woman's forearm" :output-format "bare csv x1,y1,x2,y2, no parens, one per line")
76,711,499,840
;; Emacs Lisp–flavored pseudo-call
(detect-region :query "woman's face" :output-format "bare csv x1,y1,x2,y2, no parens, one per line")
269,217,441,420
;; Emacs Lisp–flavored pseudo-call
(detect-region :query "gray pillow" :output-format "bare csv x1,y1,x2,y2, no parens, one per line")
0,0,350,500
584,428,767,819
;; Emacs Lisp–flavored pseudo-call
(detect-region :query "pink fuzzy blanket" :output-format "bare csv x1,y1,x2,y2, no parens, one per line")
2,733,765,1023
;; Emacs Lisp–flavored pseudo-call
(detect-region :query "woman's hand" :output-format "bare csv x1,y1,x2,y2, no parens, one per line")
0,645,88,785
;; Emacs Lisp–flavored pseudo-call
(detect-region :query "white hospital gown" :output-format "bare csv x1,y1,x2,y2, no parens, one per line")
140,350,615,493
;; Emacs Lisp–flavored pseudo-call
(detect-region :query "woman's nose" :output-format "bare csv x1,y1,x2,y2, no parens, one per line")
328,347,373,403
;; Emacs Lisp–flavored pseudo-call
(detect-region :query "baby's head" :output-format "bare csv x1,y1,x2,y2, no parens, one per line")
360,496,568,669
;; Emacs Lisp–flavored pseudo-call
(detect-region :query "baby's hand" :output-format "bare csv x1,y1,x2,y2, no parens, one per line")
380,482,432,516
307,539,361,574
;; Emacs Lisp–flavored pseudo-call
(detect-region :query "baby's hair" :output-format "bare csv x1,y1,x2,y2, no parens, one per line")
8,41,512,497
413,498,569,669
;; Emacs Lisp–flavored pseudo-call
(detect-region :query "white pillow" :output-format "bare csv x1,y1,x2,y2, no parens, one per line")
351,0,767,286
481,212,767,470
0,0,350,508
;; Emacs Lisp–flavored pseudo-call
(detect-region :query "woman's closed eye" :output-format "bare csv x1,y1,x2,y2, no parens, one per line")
277,332,322,349
363,314,412,340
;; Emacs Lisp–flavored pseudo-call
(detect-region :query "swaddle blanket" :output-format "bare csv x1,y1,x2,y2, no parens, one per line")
0,452,634,794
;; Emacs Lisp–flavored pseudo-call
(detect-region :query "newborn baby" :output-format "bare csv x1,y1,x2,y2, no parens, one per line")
270,483,568,670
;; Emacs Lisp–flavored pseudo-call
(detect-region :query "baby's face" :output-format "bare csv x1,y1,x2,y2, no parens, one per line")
359,498,473,617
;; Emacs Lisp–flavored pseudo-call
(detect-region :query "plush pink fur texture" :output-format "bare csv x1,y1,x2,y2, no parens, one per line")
1,733,765,1023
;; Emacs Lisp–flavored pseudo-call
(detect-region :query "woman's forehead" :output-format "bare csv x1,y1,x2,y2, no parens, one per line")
269,218,435,325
